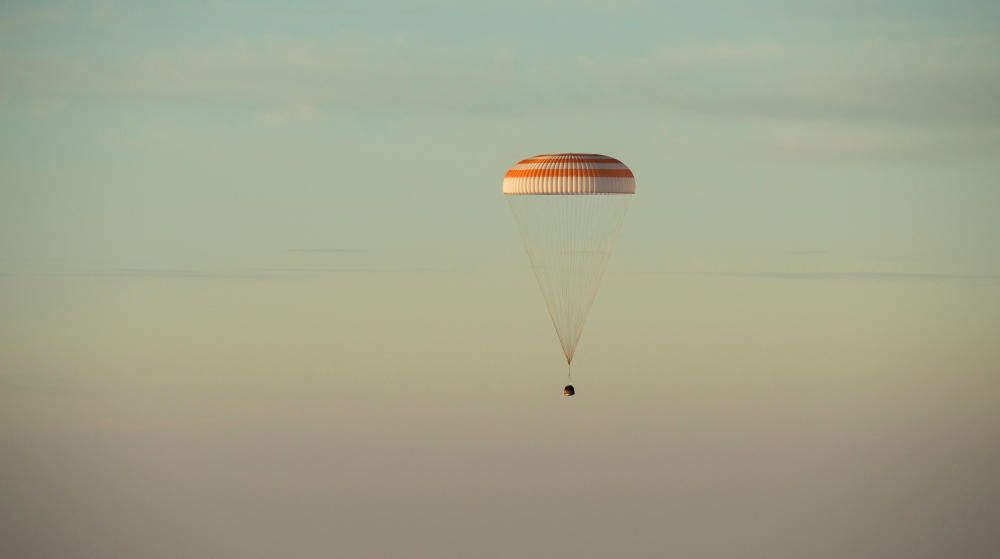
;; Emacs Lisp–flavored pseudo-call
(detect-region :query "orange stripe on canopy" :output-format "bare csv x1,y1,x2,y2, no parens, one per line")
504,169,634,178
517,157,622,164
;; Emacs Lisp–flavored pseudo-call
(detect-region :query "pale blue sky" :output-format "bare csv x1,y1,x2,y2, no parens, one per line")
2,0,999,278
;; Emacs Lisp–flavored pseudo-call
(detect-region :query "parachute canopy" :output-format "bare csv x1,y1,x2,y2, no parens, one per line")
502,153,635,195
503,153,635,365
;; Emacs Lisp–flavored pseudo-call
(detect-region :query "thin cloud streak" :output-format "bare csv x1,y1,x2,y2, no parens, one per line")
2,33,997,127
286,248,395,253
671,271,1000,282
777,250,831,255
37,266,446,280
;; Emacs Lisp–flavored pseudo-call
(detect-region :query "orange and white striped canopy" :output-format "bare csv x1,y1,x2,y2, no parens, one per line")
502,153,635,195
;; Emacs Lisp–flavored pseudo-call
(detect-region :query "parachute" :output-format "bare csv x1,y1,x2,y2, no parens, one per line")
503,153,635,389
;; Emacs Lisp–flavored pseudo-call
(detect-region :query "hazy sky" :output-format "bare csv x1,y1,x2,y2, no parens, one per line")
2,2,999,558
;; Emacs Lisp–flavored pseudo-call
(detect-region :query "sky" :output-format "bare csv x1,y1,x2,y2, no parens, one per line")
2,1,999,557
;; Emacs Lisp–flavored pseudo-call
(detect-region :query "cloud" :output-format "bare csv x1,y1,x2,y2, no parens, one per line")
1,248,448,279
2,30,997,128
674,271,1000,282
0,5,67,32
285,248,394,254
1,7,997,166
592,36,1000,127
777,250,831,256
43,265,445,280
69,268,279,280
260,267,443,274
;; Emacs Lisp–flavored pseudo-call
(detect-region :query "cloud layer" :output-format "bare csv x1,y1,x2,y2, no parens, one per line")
2,28,998,127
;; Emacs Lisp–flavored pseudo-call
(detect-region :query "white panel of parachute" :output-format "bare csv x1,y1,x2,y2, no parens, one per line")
503,153,635,365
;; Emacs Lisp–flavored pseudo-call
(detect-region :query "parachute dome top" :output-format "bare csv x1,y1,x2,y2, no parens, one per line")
502,153,636,195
